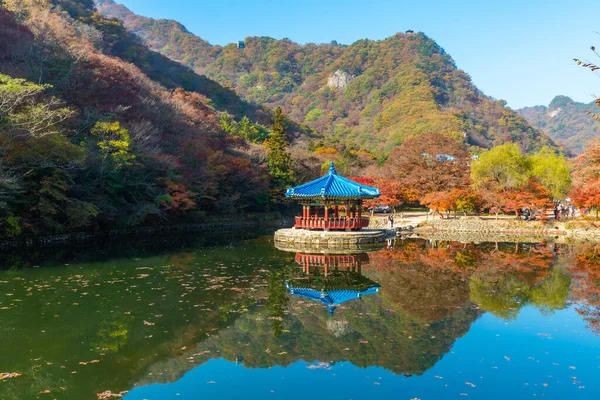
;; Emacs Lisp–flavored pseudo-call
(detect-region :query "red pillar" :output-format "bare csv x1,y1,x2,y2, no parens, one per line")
334,205,339,218
324,205,329,219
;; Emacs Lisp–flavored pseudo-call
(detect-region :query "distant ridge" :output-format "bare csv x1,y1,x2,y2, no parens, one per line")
518,96,600,155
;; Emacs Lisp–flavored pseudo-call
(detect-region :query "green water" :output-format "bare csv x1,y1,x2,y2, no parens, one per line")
0,235,599,399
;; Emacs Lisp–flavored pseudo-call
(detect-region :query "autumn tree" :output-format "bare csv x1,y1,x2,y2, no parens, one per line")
570,138,600,215
351,176,407,211
386,132,471,200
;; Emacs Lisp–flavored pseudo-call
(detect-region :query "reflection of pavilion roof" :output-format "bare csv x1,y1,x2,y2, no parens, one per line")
285,162,380,199
285,282,380,317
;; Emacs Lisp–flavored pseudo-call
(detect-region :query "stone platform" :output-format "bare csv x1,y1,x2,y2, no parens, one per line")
274,228,388,253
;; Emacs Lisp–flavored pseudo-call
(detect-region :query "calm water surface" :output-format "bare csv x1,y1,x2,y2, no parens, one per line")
1,234,599,399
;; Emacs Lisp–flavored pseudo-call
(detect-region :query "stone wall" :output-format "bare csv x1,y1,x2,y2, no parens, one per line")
274,228,388,252
416,217,600,242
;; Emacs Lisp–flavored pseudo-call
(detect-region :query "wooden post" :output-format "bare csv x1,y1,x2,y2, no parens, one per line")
334,205,339,218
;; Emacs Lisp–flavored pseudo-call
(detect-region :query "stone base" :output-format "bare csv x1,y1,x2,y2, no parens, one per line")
274,228,388,253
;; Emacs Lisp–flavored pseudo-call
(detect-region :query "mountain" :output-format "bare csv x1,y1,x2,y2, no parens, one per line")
0,0,270,238
518,95,600,155
95,0,556,160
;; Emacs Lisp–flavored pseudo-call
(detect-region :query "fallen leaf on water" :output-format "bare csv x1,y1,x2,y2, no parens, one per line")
97,390,128,399
0,372,22,380
143,321,155,326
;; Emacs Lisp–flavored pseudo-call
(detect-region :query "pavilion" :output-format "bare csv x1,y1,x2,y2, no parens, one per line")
285,162,380,231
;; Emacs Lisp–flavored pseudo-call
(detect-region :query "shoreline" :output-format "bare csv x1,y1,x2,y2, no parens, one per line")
0,216,287,251
412,217,600,242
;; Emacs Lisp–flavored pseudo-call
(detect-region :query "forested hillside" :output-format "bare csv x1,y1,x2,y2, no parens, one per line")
95,0,555,160
0,0,272,238
519,95,600,155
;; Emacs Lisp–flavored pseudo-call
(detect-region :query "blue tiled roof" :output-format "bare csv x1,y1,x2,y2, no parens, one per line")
285,162,381,199
285,282,380,317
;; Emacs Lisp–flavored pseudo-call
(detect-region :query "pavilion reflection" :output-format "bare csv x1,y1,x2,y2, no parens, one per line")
286,252,380,317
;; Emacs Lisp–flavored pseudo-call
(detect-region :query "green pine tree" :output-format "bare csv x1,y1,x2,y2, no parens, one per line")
267,107,294,201
219,112,237,135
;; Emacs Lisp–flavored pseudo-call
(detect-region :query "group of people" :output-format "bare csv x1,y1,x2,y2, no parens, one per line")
517,207,540,221
516,203,578,221
553,202,577,220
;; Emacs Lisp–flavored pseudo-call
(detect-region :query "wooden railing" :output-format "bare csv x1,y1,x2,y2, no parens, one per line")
295,253,369,266
294,216,369,230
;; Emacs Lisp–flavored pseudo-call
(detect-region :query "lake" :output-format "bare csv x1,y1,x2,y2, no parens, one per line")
0,233,599,399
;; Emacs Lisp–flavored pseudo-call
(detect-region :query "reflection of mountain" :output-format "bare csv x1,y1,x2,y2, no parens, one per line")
139,299,478,386
137,258,479,386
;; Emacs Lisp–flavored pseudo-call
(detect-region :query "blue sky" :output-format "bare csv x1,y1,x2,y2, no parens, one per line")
116,0,600,109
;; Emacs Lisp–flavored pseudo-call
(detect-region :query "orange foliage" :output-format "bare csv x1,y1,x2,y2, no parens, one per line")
314,147,338,155
350,176,411,208
161,180,196,213
501,179,552,214
570,139,600,210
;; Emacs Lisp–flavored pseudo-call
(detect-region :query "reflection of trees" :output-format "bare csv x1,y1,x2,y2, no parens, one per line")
469,273,529,320
529,268,571,315
267,270,289,338
468,269,571,320
572,245,600,334
367,239,567,322
366,245,471,322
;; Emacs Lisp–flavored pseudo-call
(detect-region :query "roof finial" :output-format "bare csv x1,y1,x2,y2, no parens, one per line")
328,161,337,175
